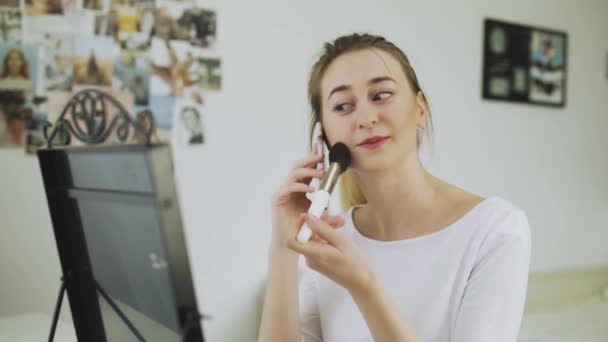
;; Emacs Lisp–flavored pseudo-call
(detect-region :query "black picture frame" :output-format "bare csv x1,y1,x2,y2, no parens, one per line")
482,18,568,107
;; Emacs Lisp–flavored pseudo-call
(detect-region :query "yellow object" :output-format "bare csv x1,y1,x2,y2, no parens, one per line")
118,6,137,33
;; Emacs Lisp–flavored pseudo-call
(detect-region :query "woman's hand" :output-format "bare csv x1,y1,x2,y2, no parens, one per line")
271,151,344,249
287,213,375,295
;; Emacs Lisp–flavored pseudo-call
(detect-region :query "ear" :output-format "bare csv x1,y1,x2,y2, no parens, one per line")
415,91,426,129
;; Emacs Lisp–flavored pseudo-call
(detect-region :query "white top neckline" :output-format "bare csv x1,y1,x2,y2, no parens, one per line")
345,196,500,246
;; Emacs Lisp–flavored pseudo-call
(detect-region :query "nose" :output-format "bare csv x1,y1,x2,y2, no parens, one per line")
355,102,379,129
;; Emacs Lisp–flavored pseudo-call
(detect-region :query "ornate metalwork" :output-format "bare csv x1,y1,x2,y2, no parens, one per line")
42,88,156,147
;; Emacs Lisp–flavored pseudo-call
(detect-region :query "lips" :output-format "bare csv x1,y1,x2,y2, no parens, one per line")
358,136,388,146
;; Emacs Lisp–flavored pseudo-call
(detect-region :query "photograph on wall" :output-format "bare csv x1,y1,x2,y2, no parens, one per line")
24,0,64,16
149,93,175,129
0,90,27,147
131,108,160,144
199,57,220,90
112,0,153,106
173,100,203,145
482,18,567,107
26,92,78,149
154,0,216,49
149,38,196,96
72,35,113,86
26,30,74,91
0,6,22,43
24,12,95,38
529,31,565,104
94,12,118,36
111,0,154,51
83,0,109,12
113,50,149,106
24,96,49,154
43,34,74,91
63,0,78,12
178,7,216,48
0,43,38,92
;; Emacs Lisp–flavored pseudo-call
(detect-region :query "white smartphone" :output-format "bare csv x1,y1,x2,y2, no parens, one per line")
306,121,325,200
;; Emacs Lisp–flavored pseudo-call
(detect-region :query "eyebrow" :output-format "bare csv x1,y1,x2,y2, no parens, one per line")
327,76,397,101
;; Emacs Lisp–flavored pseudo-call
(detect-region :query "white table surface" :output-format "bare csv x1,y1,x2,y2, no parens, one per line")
0,312,77,342
520,295,608,342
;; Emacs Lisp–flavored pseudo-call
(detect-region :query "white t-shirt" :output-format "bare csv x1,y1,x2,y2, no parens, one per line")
298,196,531,342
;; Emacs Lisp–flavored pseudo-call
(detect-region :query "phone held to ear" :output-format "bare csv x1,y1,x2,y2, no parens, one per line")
298,141,352,243
306,121,325,201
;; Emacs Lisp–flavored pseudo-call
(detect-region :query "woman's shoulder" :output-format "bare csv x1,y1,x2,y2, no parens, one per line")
472,196,531,252
431,187,530,248
443,184,527,232
477,196,529,227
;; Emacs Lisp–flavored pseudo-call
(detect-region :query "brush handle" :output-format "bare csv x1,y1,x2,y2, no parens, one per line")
297,190,330,243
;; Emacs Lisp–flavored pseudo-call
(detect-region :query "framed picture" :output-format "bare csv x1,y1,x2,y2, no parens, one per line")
482,18,568,107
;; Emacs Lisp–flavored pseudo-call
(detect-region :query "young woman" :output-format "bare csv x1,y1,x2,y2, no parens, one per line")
258,33,531,342
0,48,32,91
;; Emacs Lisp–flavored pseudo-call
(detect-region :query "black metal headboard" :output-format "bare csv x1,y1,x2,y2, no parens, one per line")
41,88,157,147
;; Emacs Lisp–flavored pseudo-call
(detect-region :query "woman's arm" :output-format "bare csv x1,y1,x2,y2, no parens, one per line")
288,214,422,342
451,210,531,342
349,275,422,342
257,245,301,342
350,210,530,342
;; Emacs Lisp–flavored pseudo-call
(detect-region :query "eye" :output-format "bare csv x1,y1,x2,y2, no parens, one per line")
372,90,394,101
333,102,353,113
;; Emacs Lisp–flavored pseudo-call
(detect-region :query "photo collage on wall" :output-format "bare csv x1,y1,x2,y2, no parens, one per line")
0,0,219,153
482,18,567,107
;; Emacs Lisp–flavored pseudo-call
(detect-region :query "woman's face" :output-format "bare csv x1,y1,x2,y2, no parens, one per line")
320,48,426,173
6,51,24,77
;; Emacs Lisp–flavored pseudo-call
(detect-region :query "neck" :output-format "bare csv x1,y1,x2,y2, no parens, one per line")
353,152,441,240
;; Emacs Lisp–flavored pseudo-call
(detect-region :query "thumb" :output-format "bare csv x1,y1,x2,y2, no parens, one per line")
305,214,343,247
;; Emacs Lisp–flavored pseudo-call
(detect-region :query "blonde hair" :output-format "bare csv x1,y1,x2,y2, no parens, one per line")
307,33,434,211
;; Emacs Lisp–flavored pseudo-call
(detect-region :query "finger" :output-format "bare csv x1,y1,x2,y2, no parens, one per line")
291,153,324,170
325,215,345,228
291,214,326,250
287,168,325,184
305,214,344,247
286,237,325,257
311,233,329,244
293,212,306,228
319,212,345,228
274,184,315,202
283,183,315,196
320,211,343,224
286,238,305,254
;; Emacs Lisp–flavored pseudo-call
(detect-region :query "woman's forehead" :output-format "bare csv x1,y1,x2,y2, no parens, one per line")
321,48,404,94
8,50,20,57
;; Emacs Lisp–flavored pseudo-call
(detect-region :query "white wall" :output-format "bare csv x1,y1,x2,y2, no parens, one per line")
1,0,608,341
